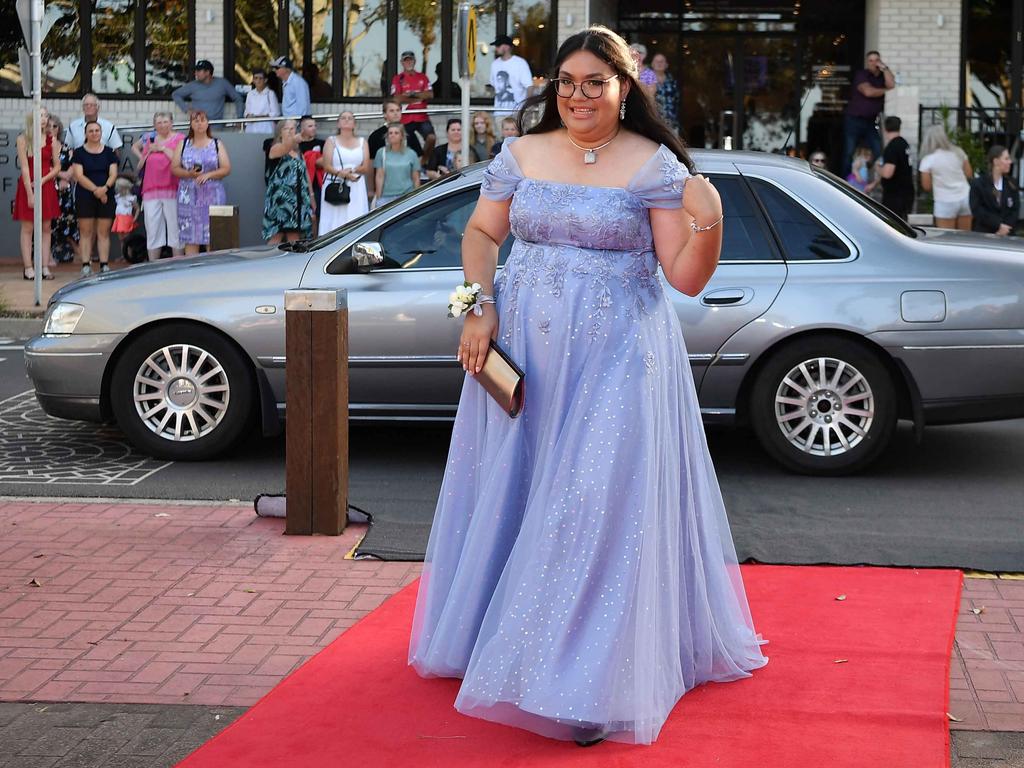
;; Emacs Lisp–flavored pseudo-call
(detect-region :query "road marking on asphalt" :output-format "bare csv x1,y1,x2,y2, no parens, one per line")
0,346,26,351
0,391,173,486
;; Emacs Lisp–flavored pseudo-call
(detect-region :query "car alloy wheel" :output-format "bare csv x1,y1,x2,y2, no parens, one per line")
110,323,254,460
749,336,896,475
133,344,231,442
773,356,874,457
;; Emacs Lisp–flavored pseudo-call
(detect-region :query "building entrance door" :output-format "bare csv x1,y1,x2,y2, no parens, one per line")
678,35,798,151
622,1,866,159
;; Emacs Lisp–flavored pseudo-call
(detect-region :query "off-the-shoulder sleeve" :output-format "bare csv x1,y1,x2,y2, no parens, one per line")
631,145,692,209
480,137,523,201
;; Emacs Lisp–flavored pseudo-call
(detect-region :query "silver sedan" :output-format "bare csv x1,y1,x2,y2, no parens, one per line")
24,151,1024,474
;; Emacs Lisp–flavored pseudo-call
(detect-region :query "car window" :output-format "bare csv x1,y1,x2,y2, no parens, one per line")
750,179,852,260
373,187,511,270
811,166,918,238
710,175,781,261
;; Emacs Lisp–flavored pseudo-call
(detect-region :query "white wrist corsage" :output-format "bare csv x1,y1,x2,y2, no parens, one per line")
448,281,495,318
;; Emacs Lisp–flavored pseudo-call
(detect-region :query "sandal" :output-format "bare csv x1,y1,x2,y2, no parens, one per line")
23,268,34,280
42,268,54,280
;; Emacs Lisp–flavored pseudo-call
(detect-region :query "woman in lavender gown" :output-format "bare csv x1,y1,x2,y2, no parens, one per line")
408,25,767,746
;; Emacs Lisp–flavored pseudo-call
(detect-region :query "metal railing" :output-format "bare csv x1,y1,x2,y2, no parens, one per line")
918,105,1024,157
116,105,516,133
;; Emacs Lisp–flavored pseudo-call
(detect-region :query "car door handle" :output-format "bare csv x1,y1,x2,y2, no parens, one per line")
701,288,751,306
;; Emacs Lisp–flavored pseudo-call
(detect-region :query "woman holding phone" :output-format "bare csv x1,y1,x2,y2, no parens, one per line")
172,110,231,255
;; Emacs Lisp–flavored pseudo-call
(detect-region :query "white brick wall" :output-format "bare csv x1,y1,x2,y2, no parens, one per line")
194,0,225,74
872,0,962,154
557,0,587,45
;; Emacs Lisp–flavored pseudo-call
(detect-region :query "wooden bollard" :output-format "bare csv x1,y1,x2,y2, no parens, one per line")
284,289,349,535
208,205,240,251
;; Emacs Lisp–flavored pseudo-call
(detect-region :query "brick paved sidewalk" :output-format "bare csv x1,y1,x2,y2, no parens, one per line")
0,500,416,707
0,498,1021,738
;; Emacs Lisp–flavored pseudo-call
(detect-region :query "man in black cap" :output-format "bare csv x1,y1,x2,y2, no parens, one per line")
390,50,436,157
172,60,245,121
489,34,533,120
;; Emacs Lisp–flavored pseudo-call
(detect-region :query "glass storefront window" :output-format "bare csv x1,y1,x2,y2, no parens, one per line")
964,0,1013,110
342,0,389,97
508,0,551,78
288,0,306,83
308,0,335,100
232,0,280,84
0,4,23,94
145,0,190,95
44,0,83,93
741,37,797,152
397,0,442,95
92,0,136,94
454,1,498,99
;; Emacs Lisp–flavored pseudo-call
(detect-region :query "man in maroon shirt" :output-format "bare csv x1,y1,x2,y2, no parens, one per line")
842,51,896,177
391,51,436,159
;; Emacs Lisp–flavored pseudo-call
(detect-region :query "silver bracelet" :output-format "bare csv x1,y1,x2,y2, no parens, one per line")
690,215,723,233
471,294,496,316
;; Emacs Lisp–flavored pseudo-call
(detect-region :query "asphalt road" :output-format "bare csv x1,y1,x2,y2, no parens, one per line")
2,343,1022,569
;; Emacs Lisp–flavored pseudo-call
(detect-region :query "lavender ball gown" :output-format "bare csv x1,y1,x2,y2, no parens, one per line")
408,137,767,745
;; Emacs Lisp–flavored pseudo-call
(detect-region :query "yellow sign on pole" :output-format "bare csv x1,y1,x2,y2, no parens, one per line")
467,6,477,78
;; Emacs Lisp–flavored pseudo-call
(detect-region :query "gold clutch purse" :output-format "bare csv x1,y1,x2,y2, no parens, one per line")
476,340,525,418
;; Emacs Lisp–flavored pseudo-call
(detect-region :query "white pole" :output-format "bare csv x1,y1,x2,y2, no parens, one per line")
461,77,471,169
32,0,43,307
458,2,472,169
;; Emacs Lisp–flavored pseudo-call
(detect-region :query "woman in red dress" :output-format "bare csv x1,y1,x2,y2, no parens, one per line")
14,108,61,279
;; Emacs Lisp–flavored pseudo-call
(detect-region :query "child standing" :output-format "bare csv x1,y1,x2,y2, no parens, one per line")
846,146,877,193
111,175,139,236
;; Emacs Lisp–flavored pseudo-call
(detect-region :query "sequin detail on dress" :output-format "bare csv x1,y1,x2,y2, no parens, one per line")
409,137,767,746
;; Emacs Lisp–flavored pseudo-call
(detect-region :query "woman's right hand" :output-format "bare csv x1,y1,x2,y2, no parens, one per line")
458,303,499,374
92,186,105,199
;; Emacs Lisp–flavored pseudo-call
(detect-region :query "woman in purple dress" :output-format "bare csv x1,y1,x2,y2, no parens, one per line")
409,25,767,747
172,111,231,255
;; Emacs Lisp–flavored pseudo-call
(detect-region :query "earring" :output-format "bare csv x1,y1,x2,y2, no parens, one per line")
619,99,626,121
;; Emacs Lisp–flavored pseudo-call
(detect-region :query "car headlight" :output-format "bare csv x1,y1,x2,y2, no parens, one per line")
43,302,85,335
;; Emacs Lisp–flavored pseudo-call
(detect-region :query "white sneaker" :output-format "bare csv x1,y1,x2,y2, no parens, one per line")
79,264,92,277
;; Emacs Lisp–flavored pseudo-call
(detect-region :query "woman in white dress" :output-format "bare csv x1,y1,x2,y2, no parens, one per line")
318,111,371,234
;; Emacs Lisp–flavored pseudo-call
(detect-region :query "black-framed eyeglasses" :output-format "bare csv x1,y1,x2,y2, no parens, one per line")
554,75,619,99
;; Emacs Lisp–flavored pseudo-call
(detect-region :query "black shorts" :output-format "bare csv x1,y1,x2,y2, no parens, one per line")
75,188,116,219
882,193,913,221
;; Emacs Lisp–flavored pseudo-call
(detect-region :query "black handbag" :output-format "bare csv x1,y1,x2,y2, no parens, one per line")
324,177,350,205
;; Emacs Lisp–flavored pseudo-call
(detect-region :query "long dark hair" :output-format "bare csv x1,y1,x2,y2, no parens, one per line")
986,144,1008,174
518,26,694,173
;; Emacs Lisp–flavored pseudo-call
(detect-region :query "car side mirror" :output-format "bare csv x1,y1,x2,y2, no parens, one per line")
352,241,385,273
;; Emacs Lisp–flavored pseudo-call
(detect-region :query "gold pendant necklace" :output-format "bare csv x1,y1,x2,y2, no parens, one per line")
566,130,618,165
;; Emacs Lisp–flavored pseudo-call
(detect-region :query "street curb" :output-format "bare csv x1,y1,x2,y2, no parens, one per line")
0,317,43,340
0,495,253,506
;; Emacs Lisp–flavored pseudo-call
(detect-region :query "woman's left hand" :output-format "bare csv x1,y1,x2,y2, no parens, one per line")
196,172,209,185
683,174,722,228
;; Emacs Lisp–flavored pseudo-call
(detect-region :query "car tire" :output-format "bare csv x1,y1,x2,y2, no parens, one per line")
749,336,897,476
110,323,254,461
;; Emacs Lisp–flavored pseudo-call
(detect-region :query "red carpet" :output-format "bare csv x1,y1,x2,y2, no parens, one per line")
177,566,962,768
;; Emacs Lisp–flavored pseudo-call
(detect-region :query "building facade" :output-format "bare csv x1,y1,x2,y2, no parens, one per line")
0,0,1020,162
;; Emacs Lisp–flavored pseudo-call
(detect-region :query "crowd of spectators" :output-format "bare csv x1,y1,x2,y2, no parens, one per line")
15,45,1021,270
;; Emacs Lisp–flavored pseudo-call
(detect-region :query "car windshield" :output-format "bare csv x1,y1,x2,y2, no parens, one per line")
284,165,479,252
811,166,918,238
